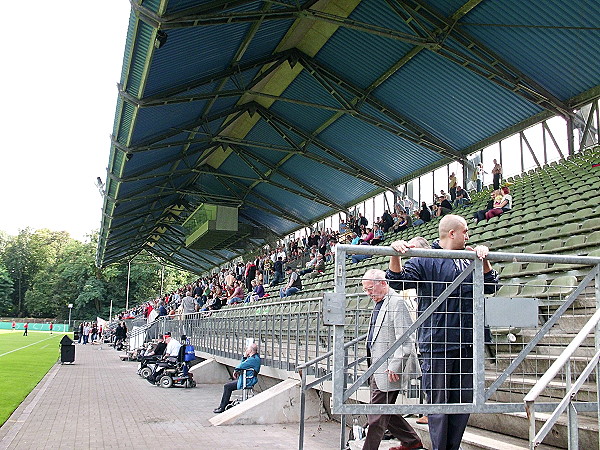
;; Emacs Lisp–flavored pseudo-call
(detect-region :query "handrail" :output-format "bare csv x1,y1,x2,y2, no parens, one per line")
336,243,600,265
296,333,367,371
524,308,600,404
524,308,600,448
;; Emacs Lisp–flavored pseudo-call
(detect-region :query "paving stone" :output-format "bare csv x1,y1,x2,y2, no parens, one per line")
0,343,340,449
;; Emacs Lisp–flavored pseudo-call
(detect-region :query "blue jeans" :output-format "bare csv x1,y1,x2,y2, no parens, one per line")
351,254,370,264
270,271,284,286
280,287,300,298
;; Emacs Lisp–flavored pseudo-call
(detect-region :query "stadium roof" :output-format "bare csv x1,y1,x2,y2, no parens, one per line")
96,0,600,274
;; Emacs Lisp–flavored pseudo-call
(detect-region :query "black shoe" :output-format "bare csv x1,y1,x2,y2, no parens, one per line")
213,407,225,414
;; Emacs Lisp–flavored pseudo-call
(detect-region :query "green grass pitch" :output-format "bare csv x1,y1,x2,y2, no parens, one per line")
0,331,68,426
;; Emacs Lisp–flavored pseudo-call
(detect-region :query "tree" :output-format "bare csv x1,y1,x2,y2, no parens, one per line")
0,265,13,315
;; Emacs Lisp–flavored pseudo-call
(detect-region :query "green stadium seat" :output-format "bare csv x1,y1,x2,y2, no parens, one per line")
555,222,580,238
499,262,522,278
521,262,549,277
541,240,563,253
565,199,588,213
494,284,520,297
522,242,543,254
586,231,600,246
563,234,586,250
573,208,595,221
541,275,578,299
515,279,547,298
581,218,600,232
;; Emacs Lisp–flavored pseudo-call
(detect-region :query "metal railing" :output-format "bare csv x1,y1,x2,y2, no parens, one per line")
122,243,600,449
329,244,600,449
524,308,600,449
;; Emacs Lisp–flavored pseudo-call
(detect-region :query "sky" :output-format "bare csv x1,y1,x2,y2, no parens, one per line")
1,1,131,241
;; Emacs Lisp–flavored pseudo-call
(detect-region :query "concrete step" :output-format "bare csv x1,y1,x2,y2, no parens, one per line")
484,374,598,404
517,330,595,347
492,353,592,375
468,411,599,449
348,417,562,450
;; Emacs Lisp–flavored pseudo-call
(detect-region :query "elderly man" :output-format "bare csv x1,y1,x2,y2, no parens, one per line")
361,268,423,450
213,343,261,413
386,215,498,450
181,291,197,315
163,332,182,361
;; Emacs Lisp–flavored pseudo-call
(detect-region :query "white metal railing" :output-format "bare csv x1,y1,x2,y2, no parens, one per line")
524,308,600,449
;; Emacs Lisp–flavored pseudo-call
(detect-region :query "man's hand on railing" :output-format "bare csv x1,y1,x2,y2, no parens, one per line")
390,240,414,254
466,245,489,260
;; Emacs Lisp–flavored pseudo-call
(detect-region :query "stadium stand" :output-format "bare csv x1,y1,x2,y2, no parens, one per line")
122,146,600,448
256,146,600,302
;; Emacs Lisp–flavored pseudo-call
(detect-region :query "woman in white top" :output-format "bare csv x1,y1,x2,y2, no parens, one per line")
485,186,512,220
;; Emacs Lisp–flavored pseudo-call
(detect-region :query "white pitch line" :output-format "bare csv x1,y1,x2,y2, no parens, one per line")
0,335,58,358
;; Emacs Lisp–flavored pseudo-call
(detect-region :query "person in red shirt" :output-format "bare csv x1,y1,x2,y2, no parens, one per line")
23,323,28,336
49,322,53,334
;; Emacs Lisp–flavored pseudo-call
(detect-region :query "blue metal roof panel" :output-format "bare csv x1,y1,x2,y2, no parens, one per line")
315,1,416,89
240,205,300,235
372,50,543,149
130,102,209,145
460,0,600,100
143,23,253,98
250,184,331,220
240,18,295,62
164,0,263,16
318,114,444,182
280,154,379,204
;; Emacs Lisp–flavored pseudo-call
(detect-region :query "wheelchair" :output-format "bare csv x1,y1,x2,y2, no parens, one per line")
146,343,196,388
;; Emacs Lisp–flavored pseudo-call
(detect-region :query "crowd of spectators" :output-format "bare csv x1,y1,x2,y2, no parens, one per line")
113,170,510,322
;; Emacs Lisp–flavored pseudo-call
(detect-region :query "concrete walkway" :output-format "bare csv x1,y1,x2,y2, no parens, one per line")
0,342,340,450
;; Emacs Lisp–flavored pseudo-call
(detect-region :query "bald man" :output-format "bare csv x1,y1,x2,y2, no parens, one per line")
386,215,498,450
213,343,261,414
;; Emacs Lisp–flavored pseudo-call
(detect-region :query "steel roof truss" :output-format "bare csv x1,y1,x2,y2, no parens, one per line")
299,55,464,160
257,106,401,194
230,144,349,213
394,0,572,116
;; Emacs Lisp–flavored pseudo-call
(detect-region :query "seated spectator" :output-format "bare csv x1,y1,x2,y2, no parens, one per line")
473,190,498,223
420,202,432,222
362,227,374,243
227,282,245,305
142,336,167,359
246,279,265,302
370,224,384,245
351,241,372,264
280,267,302,298
305,253,326,278
270,257,284,286
485,186,512,220
435,195,453,217
325,238,337,262
453,185,471,207
213,343,261,414
162,332,181,361
381,210,394,232
157,300,168,316
393,211,411,232
350,232,361,245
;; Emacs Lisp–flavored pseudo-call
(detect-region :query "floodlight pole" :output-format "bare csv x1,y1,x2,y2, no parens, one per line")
125,260,131,311
160,265,164,297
